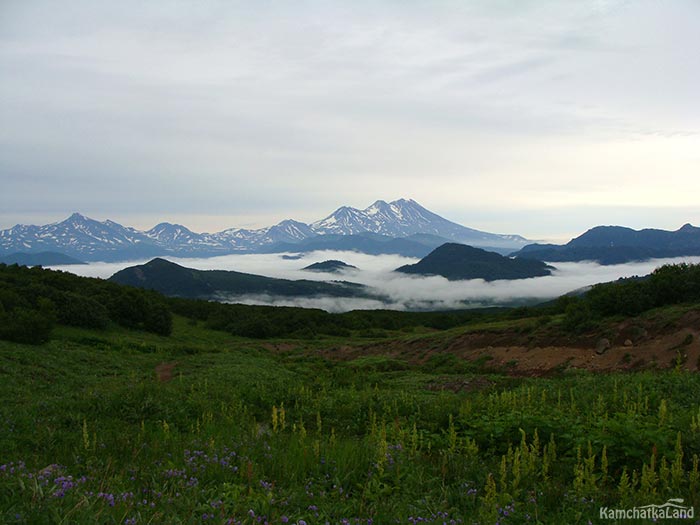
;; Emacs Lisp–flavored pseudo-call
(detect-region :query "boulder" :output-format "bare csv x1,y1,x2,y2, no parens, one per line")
596,338,611,355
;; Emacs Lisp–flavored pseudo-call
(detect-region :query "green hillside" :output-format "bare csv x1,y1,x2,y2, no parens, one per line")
3,262,700,523
109,258,372,299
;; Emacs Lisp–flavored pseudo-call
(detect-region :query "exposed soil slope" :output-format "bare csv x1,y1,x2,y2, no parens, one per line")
316,309,700,375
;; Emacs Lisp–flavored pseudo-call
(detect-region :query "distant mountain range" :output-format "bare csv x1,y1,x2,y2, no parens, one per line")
0,199,528,262
512,224,700,265
109,258,375,300
396,243,553,281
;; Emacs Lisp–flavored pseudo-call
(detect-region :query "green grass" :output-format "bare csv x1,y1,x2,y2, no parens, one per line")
2,314,700,524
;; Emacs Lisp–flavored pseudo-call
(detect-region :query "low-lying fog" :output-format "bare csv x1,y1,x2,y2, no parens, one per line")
49,252,700,313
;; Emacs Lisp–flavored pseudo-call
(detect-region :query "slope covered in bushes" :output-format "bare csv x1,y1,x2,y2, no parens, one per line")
0,263,172,343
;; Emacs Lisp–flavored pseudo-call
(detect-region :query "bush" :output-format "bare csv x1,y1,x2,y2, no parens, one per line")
0,265,175,338
562,299,596,333
0,307,54,344
107,288,173,336
234,317,276,339
55,292,110,329
143,299,173,336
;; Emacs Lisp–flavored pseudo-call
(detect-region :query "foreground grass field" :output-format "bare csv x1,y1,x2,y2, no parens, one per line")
2,314,700,524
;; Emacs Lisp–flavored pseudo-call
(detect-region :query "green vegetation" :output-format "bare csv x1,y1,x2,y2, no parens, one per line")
168,298,516,340
560,263,700,332
2,263,700,523
3,316,700,523
0,263,172,342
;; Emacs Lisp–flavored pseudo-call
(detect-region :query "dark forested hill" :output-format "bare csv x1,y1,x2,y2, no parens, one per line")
395,243,553,281
109,258,372,299
513,224,700,264
302,260,357,273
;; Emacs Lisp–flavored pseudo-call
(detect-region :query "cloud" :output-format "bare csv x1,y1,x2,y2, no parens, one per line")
2,1,700,237
49,251,700,313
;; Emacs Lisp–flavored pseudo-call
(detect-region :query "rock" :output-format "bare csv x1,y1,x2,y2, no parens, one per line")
632,326,648,340
596,338,611,355
624,339,633,347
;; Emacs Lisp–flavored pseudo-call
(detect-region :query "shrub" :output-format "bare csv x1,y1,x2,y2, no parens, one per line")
562,299,596,333
0,307,54,344
55,292,110,329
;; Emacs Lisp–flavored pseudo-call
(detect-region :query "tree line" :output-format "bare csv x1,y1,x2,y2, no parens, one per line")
2,262,700,344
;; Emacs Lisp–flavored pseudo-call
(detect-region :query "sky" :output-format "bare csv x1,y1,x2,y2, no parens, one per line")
1,0,699,242
49,251,700,312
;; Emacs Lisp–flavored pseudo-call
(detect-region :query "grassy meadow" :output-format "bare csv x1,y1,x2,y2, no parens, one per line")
2,312,700,524
3,262,700,523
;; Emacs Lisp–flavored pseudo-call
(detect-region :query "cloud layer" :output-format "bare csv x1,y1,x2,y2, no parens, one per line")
49,252,700,313
2,1,699,238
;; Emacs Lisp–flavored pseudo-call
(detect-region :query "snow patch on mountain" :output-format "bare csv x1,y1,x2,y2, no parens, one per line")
311,199,526,247
0,199,529,261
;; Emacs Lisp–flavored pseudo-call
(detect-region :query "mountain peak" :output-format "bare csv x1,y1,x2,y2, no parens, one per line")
367,199,390,209
145,257,178,267
308,199,528,247
276,219,308,227
149,222,191,232
67,212,90,222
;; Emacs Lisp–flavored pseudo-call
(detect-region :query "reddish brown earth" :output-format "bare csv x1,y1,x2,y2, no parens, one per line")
315,309,700,375
155,362,178,382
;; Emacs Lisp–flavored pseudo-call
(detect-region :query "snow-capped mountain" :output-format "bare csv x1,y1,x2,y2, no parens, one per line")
145,223,202,244
0,199,530,261
145,223,228,253
0,213,161,260
214,220,315,248
311,199,527,247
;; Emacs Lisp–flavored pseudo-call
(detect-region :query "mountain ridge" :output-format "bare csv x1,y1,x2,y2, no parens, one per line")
0,199,528,261
512,223,700,265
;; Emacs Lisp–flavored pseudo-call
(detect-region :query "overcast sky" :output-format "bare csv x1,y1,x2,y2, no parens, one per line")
1,0,699,241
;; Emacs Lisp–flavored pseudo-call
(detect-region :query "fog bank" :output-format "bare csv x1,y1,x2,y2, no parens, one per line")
49,252,700,312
